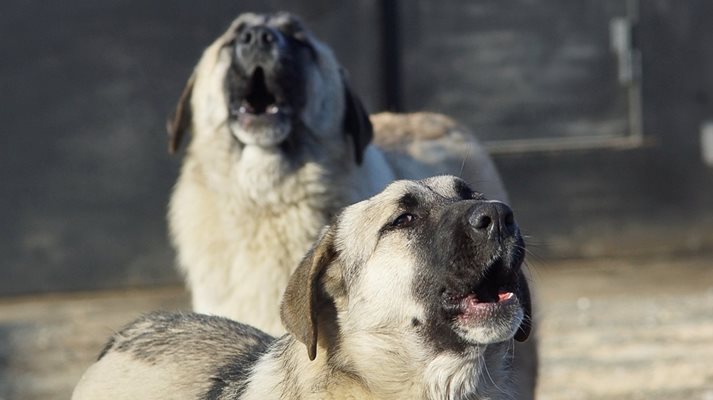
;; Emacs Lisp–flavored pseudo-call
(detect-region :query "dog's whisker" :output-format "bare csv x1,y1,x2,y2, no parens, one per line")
480,351,513,399
459,142,474,177
521,233,550,247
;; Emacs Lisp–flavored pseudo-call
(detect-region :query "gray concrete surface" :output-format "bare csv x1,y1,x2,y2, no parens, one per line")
534,255,713,400
0,254,711,399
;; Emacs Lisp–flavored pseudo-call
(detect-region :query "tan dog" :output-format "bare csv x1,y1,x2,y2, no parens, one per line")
74,176,532,400
167,12,536,396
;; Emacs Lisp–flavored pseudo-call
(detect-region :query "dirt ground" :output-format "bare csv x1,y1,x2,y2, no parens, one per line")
0,254,712,400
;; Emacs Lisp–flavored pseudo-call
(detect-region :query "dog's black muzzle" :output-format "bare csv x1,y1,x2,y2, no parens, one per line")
467,201,517,244
429,200,525,300
228,21,307,125
235,24,283,72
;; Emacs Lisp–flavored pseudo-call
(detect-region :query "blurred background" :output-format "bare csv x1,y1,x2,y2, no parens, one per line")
2,0,713,399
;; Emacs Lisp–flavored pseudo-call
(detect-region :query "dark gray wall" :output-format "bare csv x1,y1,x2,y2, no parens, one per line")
492,0,713,258
400,0,631,143
0,0,382,294
2,0,712,294
394,0,713,258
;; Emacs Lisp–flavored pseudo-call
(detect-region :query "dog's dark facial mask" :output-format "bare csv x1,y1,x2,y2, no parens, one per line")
168,12,373,164
226,14,311,147
404,177,531,352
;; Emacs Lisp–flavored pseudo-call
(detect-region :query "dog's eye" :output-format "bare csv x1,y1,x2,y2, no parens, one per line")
224,37,237,48
391,213,416,228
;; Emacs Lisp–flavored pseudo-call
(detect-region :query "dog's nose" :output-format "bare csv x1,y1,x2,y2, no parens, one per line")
468,201,516,240
239,25,278,50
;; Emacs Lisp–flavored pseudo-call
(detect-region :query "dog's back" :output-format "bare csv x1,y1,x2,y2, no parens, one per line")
372,111,509,202
72,313,273,400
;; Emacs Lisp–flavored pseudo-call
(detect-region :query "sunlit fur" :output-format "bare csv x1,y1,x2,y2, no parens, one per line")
73,177,528,400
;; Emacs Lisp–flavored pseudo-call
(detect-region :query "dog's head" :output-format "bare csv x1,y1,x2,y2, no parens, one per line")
167,12,372,164
281,175,532,361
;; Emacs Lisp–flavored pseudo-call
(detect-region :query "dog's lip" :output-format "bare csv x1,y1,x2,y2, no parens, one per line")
442,258,519,314
443,289,517,311
448,291,517,311
452,292,519,325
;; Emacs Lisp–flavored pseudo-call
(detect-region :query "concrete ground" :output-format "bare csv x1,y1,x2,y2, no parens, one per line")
0,254,712,400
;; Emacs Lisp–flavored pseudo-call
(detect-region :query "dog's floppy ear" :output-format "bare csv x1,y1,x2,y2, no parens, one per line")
280,226,338,361
514,269,533,342
341,70,373,165
166,72,196,154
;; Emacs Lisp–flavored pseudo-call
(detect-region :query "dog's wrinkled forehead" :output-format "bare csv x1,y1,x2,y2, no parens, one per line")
231,12,309,38
334,176,480,265
346,176,479,224
418,175,483,201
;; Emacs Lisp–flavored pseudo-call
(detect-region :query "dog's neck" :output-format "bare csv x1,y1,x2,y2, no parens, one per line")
241,335,384,400
188,139,395,225
233,145,345,208
241,335,514,400
332,329,515,400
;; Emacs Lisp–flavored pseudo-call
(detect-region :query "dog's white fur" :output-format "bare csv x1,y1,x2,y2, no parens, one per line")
239,339,512,400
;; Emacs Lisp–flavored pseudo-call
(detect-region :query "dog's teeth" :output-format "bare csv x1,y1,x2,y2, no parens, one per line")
267,105,279,114
498,292,514,301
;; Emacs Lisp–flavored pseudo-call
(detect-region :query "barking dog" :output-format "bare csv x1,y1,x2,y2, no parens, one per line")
74,176,532,400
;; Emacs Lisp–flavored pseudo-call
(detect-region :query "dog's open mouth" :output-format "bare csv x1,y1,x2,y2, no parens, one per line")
231,67,290,118
442,258,519,321
228,66,295,146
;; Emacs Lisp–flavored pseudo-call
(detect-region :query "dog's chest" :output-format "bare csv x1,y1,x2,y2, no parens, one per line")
198,199,329,332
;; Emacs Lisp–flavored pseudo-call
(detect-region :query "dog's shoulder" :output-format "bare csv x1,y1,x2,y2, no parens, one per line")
100,312,274,363
76,313,275,400
73,313,274,400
